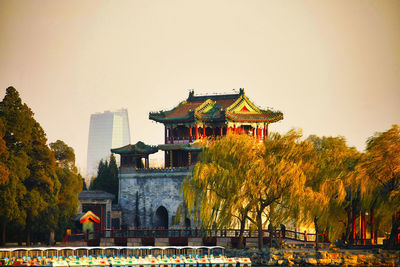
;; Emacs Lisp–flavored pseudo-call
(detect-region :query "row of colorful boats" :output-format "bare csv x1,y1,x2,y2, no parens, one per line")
0,246,251,267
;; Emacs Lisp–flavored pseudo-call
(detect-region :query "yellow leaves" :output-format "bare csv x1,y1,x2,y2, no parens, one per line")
183,128,322,230
355,124,400,215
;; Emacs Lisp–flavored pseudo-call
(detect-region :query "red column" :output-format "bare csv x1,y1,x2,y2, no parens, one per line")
263,124,267,141
195,125,199,140
171,126,174,144
265,124,269,140
212,127,215,137
189,127,192,143
361,212,366,244
203,126,206,138
220,127,223,136
165,126,167,144
255,126,258,140
233,125,236,135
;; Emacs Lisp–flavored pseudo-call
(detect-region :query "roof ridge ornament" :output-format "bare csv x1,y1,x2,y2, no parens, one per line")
188,89,195,101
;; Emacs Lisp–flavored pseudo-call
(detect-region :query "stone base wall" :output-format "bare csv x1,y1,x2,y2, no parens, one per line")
119,169,191,229
155,238,169,246
100,237,114,246
188,237,203,246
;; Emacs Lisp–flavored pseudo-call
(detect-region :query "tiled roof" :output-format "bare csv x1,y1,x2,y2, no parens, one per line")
164,98,236,119
111,141,158,155
158,141,203,152
149,89,283,124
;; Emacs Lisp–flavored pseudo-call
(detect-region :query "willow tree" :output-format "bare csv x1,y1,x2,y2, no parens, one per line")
181,134,258,248
246,129,314,249
182,130,315,249
301,135,361,242
355,125,400,248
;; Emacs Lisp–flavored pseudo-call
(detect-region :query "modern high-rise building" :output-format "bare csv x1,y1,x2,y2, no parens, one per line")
86,109,131,183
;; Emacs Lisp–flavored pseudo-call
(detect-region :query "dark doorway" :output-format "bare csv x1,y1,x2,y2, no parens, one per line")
185,218,191,228
155,206,169,229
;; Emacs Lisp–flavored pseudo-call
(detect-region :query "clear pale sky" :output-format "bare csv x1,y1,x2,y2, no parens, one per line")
0,0,399,175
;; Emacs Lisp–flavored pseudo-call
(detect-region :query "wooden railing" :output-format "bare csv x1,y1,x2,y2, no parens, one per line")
166,136,194,144
65,228,330,244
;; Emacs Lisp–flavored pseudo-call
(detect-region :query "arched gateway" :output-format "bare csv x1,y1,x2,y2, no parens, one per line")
154,206,169,229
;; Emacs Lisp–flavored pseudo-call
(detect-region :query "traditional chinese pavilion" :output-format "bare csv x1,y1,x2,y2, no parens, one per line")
112,89,283,229
149,88,283,167
111,141,158,169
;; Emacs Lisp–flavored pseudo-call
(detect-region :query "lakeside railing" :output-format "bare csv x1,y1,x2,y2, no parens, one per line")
65,228,330,245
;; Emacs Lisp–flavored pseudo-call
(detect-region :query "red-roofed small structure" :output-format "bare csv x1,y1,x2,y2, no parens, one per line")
79,210,100,224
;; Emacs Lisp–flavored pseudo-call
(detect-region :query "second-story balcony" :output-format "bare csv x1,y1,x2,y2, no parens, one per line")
165,136,196,144
119,166,190,175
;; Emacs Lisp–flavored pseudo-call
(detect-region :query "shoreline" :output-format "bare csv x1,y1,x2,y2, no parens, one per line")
225,247,400,266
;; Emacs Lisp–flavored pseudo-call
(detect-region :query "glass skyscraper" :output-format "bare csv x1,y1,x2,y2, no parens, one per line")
86,109,131,183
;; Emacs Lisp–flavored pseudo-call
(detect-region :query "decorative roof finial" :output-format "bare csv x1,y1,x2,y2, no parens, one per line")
188,89,194,101
239,88,245,95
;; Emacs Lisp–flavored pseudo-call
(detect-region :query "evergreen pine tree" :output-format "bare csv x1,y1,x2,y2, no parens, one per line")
0,87,32,244
90,154,119,202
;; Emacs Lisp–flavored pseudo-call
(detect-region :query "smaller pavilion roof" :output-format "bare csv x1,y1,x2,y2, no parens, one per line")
158,141,203,152
111,141,158,155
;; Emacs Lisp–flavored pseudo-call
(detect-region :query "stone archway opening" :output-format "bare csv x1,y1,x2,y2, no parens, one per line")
185,218,191,228
155,206,169,229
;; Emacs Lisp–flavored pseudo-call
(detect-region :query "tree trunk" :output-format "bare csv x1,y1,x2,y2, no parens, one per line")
49,230,55,246
26,230,31,246
238,218,246,249
387,211,400,249
269,227,273,248
257,210,263,250
351,200,359,244
1,222,5,246
17,230,22,246
370,208,375,244
314,217,319,251
345,207,352,243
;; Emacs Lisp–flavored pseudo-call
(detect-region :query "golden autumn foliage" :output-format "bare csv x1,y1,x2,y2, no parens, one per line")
182,125,400,249
355,125,400,247
182,130,318,248
181,133,258,229
301,135,361,241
